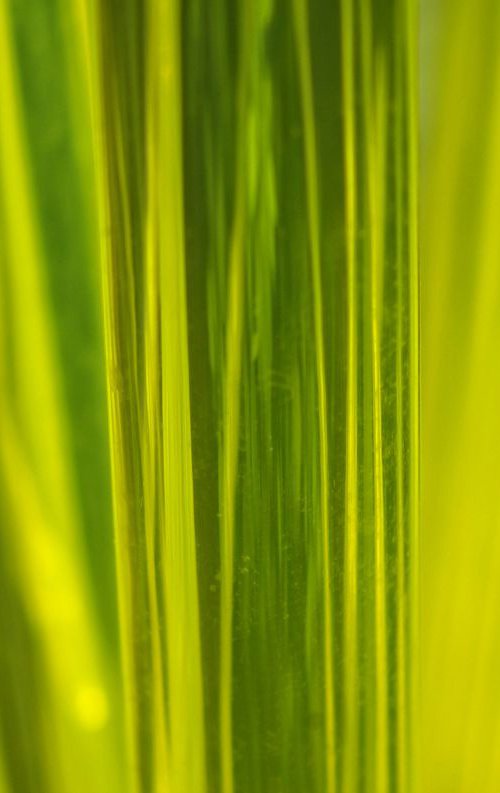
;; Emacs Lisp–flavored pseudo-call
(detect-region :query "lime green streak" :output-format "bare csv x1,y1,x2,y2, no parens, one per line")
394,7,409,790
292,1,335,789
219,199,245,793
340,0,359,790
360,10,390,787
143,16,169,789
152,2,207,791
370,67,389,793
218,7,253,792
406,3,419,791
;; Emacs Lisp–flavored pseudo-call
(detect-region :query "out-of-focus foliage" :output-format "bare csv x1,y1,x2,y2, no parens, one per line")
422,1,500,791
0,1,123,791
